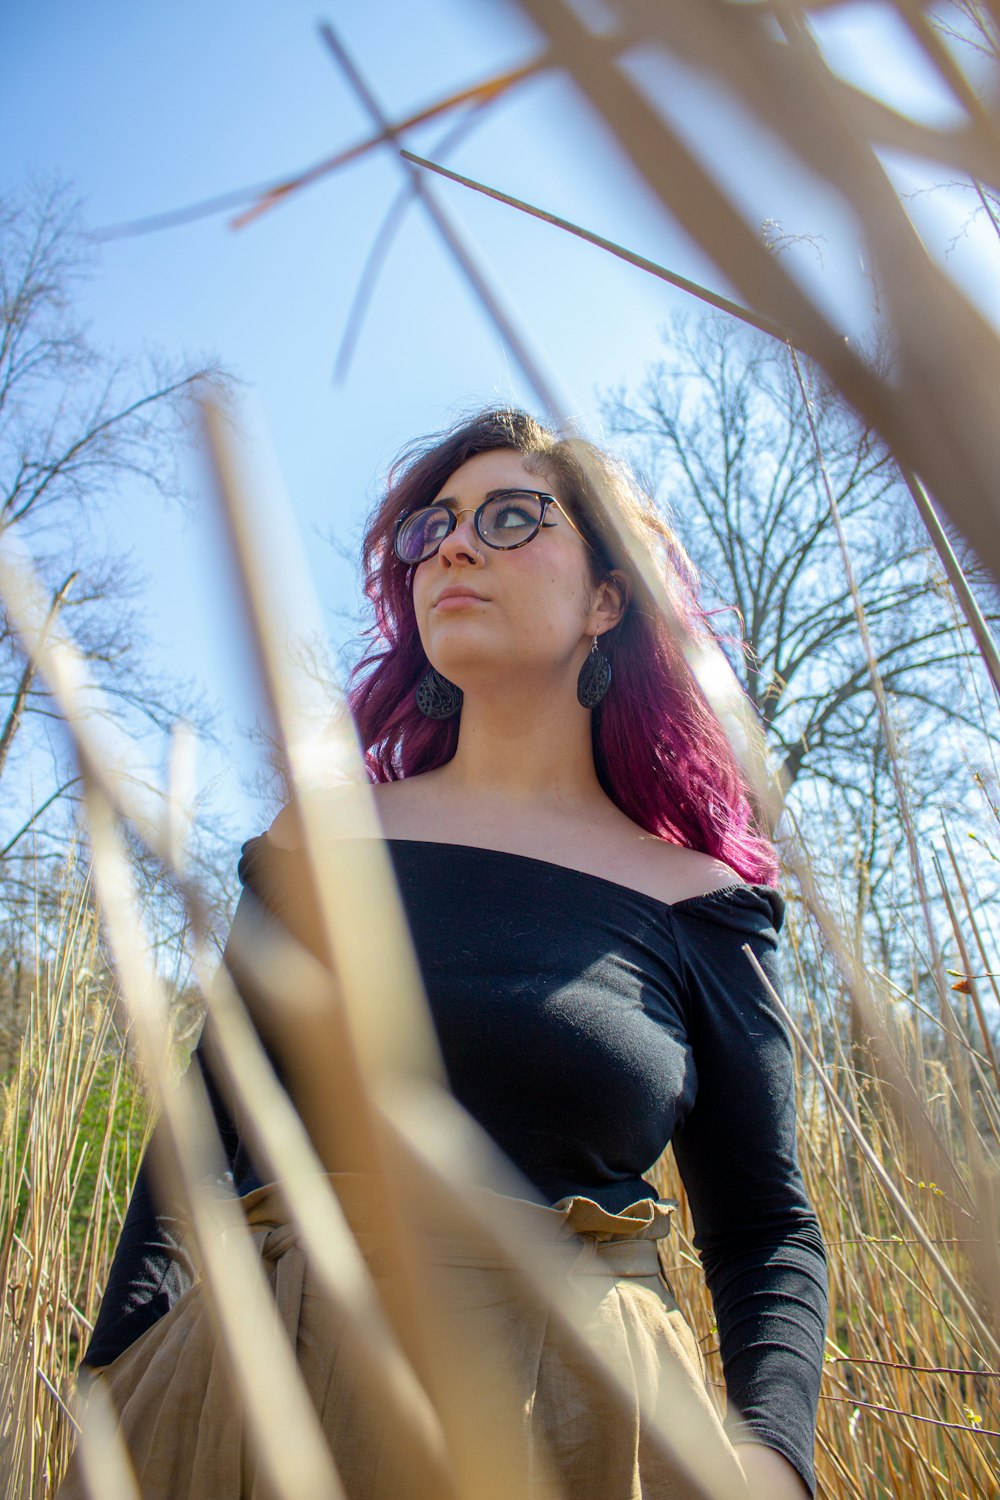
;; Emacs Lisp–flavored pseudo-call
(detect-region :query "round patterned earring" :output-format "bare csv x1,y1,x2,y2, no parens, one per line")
576,637,611,709
416,667,464,719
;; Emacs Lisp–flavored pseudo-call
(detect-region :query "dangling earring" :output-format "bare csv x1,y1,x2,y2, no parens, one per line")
577,637,611,709
416,667,464,719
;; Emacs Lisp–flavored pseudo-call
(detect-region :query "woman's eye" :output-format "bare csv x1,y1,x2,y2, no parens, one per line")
493,503,535,529
410,509,450,546
424,513,451,541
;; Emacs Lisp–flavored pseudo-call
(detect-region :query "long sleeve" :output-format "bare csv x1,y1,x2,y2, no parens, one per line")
82,1042,241,1369
82,837,318,1371
669,892,828,1496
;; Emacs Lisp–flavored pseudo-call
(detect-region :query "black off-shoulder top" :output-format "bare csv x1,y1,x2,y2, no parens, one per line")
85,836,828,1493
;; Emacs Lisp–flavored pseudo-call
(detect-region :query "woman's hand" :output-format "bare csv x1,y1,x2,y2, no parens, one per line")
733,1442,811,1499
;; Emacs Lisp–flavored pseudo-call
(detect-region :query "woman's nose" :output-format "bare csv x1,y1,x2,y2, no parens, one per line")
436,510,484,567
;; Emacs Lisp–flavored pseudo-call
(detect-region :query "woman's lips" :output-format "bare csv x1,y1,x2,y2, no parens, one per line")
433,590,489,611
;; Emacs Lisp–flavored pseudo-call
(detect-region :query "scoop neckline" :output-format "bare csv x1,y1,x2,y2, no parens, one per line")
259,831,769,918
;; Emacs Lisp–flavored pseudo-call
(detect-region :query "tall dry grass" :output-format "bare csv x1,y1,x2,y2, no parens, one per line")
655,836,1000,1498
0,872,150,1498
2,4,1000,1497
0,438,997,1498
1,795,996,1497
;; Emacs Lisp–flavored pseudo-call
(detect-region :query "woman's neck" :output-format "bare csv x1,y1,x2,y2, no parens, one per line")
434,688,604,810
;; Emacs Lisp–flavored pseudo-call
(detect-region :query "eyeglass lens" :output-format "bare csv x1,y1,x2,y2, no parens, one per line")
396,491,546,564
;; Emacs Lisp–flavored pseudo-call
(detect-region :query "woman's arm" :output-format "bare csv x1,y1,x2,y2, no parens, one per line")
735,1442,811,1499
82,861,284,1371
670,895,828,1497
82,1036,241,1368
84,831,325,1371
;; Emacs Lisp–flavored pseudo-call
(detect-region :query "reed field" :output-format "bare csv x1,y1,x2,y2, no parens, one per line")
0,878,151,1496
1,773,997,1497
3,2,1000,1497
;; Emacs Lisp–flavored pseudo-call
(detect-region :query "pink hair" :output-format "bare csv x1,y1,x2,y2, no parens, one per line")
348,409,778,885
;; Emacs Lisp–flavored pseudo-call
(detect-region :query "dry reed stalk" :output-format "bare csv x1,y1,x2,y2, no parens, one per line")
494,0,1000,619
1,443,996,1500
0,415,763,1500
202,404,550,1500
651,899,999,1498
745,942,999,1495
229,54,545,233
83,789,349,1500
401,146,1000,738
4,6,1000,1495
495,0,1000,1392
11,325,999,1500
315,22,568,424
522,232,1000,1397
0,873,150,1499
397,150,792,341
0,561,412,1499
198,400,761,1500
68,1379,141,1500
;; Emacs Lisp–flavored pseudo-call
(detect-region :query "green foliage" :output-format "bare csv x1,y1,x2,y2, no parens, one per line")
67,1053,150,1291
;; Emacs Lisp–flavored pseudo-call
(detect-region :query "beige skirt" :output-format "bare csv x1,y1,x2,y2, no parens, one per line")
61,1176,745,1500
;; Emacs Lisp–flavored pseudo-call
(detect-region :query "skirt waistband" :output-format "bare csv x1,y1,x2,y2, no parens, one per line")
238,1174,677,1280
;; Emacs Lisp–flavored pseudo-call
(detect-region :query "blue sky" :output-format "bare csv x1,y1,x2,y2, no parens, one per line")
3,1,997,842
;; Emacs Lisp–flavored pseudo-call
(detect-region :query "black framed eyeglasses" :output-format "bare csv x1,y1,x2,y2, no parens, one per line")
393,489,589,566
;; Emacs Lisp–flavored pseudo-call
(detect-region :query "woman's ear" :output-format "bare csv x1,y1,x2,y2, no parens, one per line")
592,569,630,635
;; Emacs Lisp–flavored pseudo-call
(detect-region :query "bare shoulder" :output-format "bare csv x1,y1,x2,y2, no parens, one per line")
608,825,748,907
265,803,302,849
265,783,386,850
266,774,445,850
662,845,747,900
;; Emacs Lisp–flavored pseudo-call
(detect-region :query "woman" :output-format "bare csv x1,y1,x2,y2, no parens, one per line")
73,409,827,1499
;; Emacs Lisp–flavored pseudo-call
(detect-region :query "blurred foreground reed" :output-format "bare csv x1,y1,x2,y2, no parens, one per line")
2,797,997,1497
3,3,1000,1496
0,875,150,1495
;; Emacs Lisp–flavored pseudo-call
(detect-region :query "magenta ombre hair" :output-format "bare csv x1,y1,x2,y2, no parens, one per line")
347,409,778,885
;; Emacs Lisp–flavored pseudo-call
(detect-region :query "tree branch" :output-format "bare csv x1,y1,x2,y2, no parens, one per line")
0,571,77,778
0,776,83,859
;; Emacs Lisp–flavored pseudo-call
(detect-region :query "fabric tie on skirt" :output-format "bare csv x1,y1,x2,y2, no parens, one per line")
59,1176,746,1500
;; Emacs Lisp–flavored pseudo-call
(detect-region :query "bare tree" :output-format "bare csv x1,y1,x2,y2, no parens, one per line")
0,181,230,971
605,317,998,928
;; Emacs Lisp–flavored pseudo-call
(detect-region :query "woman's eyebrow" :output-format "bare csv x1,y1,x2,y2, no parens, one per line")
430,488,543,509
